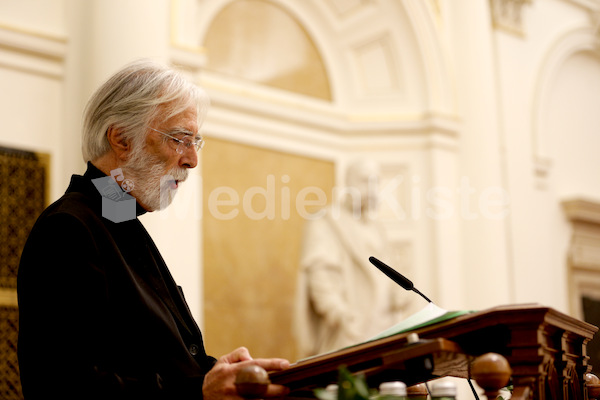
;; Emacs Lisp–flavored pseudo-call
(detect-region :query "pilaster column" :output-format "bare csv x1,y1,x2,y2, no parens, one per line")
450,1,512,308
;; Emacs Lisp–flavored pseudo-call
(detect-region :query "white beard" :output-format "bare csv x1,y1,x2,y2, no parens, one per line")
121,147,189,211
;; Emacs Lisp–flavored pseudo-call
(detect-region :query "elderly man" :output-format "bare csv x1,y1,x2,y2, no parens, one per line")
17,59,289,400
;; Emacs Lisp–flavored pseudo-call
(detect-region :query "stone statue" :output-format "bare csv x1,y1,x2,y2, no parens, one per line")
294,160,408,358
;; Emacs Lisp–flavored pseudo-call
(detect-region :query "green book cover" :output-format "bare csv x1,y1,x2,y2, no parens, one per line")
368,302,473,342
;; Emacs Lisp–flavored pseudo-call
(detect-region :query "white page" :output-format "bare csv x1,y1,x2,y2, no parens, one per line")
368,302,449,341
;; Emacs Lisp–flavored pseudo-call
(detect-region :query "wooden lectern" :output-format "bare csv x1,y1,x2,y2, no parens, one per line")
267,304,598,400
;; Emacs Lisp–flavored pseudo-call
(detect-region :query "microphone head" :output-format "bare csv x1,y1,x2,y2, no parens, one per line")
369,256,414,291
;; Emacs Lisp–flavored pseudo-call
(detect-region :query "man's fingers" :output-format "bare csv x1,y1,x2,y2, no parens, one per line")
231,359,291,398
219,347,253,364
243,358,290,372
265,383,291,398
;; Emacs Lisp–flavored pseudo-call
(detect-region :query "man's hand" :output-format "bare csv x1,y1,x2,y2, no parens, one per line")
202,347,290,399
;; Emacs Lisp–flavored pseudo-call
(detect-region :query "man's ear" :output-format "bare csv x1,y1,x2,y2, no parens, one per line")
106,126,130,161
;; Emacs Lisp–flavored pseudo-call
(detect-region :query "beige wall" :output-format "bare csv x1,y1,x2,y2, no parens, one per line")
201,137,334,360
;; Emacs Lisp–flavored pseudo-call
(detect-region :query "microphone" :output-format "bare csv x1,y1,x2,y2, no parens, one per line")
368,256,432,303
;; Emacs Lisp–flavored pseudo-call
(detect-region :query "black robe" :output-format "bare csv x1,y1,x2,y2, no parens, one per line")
17,162,216,400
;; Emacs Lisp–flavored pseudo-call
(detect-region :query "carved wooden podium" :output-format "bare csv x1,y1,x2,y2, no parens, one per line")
265,304,598,400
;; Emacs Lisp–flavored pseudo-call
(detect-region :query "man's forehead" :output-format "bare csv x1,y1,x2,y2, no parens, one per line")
154,105,199,131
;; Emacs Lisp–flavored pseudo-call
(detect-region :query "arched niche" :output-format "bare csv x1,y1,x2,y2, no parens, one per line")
202,0,332,101
550,50,600,198
175,0,455,119
532,27,600,186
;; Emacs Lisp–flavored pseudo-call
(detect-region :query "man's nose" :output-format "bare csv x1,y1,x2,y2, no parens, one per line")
179,147,198,169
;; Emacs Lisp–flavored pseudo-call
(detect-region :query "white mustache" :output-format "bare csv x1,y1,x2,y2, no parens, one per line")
162,168,188,184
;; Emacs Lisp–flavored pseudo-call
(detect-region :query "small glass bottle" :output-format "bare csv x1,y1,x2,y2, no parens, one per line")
379,381,407,400
324,383,338,400
430,380,457,400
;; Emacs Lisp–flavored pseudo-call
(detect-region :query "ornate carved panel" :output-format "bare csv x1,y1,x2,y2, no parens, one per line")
351,33,399,95
564,198,600,312
0,148,46,289
0,305,20,400
0,147,48,400
489,0,532,37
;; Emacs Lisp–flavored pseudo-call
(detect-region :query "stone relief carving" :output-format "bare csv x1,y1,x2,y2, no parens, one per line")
489,0,532,36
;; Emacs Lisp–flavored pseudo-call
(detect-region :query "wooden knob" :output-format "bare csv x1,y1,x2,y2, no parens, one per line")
407,383,429,400
471,353,512,399
585,373,600,400
235,364,271,398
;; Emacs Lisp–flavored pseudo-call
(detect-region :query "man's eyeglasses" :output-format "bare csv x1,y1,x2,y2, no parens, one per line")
149,127,205,154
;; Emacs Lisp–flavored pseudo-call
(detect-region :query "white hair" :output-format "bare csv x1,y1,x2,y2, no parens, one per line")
82,59,210,162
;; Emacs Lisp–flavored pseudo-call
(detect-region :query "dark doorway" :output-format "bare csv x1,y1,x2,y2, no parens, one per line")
582,296,600,375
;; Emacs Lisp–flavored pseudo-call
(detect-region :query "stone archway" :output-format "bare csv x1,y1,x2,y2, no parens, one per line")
171,0,457,360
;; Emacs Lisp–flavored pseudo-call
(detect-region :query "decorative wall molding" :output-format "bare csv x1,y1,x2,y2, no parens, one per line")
563,0,600,12
200,71,460,160
564,198,600,225
564,197,600,317
351,33,400,95
201,71,459,133
324,0,373,18
0,23,67,79
564,198,600,269
489,0,532,37
590,9,600,52
169,46,207,77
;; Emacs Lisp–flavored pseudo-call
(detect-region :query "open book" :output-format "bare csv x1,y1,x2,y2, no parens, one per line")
297,303,473,362
368,302,473,342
